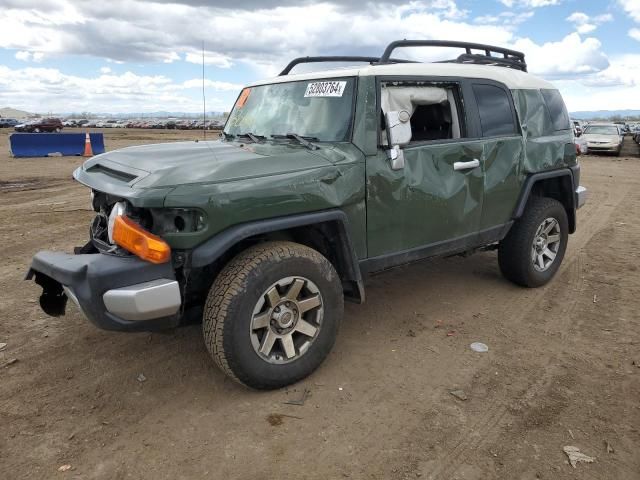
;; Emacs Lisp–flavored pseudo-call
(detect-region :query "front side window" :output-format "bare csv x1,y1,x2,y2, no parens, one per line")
472,84,517,137
224,78,355,142
380,82,464,144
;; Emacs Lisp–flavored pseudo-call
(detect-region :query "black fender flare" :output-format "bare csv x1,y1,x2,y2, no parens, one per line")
190,209,365,302
512,167,578,233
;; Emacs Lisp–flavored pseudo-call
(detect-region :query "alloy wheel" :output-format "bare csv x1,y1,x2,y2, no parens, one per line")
250,276,323,364
531,217,561,272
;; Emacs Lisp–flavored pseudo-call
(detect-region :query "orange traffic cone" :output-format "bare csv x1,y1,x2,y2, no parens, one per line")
83,132,93,157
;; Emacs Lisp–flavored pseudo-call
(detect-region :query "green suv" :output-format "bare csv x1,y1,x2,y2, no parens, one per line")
27,41,587,389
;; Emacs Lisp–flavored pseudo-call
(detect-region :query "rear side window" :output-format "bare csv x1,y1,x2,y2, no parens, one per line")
541,89,570,131
472,84,517,137
513,89,554,137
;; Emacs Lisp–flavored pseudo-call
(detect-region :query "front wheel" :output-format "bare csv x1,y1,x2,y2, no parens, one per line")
203,241,343,389
34,127,40,133
498,197,568,287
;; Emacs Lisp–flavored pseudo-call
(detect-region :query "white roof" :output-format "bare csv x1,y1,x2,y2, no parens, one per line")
248,62,555,90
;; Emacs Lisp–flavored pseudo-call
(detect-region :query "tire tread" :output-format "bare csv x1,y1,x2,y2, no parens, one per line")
203,241,336,388
499,196,568,287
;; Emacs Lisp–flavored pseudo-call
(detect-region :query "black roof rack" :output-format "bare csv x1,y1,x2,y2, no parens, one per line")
279,40,527,75
279,56,415,76
380,40,527,72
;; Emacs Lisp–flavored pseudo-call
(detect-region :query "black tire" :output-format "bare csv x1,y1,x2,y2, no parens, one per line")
55,127,62,133
34,127,40,133
203,241,343,389
498,197,568,287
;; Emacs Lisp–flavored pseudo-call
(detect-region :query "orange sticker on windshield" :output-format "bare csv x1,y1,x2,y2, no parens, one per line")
236,88,251,108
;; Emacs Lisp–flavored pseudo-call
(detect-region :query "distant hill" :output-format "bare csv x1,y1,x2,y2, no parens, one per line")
571,110,640,121
57,111,227,119
0,107,33,119
1,108,227,120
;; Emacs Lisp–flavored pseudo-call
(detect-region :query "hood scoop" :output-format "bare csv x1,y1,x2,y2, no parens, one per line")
87,163,138,183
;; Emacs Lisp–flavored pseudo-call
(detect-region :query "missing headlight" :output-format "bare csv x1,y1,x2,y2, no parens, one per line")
149,208,206,235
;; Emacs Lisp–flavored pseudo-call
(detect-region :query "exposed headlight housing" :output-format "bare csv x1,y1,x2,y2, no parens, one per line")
149,208,206,235
107,201,127,243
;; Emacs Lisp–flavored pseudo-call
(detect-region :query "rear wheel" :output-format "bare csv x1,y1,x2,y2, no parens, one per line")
498,197,568,287
34,127,41,133
203,241,343,389
55,127,61,133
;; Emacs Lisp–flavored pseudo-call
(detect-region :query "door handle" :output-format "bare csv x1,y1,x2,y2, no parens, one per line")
453,159,480,171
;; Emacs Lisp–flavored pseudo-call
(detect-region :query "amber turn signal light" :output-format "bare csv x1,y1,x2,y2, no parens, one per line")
112,215,171,264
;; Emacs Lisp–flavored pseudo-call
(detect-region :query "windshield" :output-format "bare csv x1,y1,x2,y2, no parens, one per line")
224,77,355,142
584,125,619,135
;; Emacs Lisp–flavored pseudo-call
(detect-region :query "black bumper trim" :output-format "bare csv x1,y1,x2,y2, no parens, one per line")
27,251,180,332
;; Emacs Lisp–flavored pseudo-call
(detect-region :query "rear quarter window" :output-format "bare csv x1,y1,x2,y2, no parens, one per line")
472,84,517,137
541,89,570,131
513,89,554,138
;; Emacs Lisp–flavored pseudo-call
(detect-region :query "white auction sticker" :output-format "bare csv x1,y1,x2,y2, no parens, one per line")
304,81,347,98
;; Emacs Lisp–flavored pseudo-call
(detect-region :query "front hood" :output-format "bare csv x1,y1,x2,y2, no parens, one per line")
79,139,344,189
583,134,619,144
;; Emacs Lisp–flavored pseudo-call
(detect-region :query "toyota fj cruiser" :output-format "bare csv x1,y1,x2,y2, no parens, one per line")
27,40,587,389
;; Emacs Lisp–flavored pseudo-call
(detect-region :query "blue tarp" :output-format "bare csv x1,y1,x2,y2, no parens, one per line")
9,133,106,158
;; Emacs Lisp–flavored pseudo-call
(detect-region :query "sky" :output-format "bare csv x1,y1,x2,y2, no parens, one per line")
0,0,639,114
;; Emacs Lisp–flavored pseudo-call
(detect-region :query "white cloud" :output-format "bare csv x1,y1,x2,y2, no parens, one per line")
425,0,468,20
619,0,640,23
566,11,613,34
475,10,534,27
0,1,508,69
580,54,640,87
500,0,560,8
558,81,640,111
0,66,236,113
100,66,112,74
0,0,635,112
15,51,30,61
630,28,640,41
184,52,232,68
15,50,45,62
550,54,640,111
181,79,243,91
513,33,609,77
594,14,614,22
163,52,180,64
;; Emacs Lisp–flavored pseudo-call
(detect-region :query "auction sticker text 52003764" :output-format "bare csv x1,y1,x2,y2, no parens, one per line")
304,81,346,97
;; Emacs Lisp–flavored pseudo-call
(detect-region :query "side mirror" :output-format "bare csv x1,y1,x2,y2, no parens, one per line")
385,110,412,147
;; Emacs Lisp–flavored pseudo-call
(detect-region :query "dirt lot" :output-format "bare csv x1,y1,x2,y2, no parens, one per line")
1,129,639,480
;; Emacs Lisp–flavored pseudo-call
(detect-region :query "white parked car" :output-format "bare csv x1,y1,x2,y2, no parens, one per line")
581,123,622,156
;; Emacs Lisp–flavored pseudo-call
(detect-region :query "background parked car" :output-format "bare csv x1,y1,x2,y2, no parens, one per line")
0,118,20,128
581,123,622,156
14,118,64,133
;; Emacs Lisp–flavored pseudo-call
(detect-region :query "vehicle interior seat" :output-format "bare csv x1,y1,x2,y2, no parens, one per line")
410,103,453,141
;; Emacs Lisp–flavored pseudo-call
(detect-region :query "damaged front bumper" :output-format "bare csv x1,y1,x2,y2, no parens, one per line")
26,251,182,331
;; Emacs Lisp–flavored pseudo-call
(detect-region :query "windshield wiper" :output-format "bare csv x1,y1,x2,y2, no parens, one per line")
271,133,319,150
237,132,266,143
221,131,234,141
